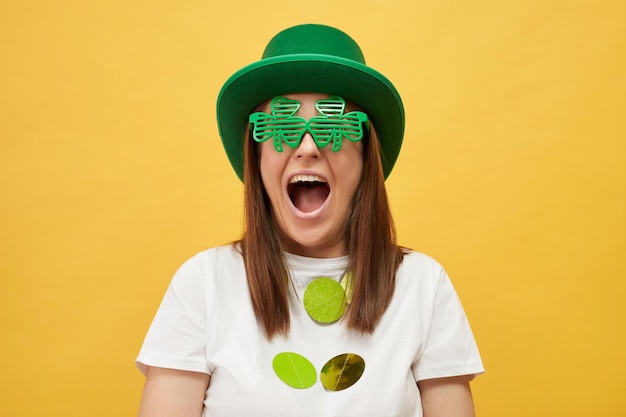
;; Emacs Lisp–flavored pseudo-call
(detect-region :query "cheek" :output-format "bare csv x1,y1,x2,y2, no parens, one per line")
329,145,364,190
259,144,287,194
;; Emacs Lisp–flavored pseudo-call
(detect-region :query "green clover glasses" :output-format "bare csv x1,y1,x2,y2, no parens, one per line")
249,96,369,152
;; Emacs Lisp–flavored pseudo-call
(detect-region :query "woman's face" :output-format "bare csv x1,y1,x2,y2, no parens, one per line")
258,93,364,258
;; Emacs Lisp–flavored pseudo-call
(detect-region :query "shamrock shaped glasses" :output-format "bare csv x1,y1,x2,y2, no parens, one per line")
249,96,369,152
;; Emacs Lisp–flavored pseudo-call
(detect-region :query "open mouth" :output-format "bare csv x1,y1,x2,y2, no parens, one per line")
288,174,330,213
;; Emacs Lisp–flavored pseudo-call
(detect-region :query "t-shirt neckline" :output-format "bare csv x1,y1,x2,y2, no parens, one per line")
284,252,349,288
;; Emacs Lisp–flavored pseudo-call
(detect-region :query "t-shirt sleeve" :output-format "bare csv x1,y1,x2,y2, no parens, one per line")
136,253,210,375
412,264,485,381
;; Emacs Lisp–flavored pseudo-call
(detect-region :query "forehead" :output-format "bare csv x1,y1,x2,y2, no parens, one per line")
283,92,330,103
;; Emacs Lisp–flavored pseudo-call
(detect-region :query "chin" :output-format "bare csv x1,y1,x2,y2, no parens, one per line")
282,229,345,258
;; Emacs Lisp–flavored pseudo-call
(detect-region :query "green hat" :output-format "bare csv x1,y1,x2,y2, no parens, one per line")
216,24,405,181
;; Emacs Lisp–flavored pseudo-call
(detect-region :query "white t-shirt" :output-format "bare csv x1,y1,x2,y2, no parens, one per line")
137,245,484,417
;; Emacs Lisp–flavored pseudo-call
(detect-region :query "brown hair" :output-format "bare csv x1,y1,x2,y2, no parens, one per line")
238,121,405,338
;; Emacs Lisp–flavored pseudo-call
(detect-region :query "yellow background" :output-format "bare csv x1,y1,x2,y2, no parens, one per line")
1,0,625,415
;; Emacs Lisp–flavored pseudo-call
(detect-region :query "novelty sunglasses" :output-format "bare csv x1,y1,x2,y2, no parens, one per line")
249,96,369,152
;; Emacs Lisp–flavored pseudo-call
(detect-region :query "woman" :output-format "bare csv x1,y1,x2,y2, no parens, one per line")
137,24,484,417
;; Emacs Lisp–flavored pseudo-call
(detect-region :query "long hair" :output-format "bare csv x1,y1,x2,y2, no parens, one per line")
239,121,404,338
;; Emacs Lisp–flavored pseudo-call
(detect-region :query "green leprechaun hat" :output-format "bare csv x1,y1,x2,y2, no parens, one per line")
217,24,405,181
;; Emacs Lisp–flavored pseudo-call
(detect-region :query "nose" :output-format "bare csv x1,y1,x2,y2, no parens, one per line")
295,131,321,159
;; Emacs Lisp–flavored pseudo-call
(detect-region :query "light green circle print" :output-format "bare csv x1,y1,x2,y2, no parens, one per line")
303,277,347,323
272,352,317,389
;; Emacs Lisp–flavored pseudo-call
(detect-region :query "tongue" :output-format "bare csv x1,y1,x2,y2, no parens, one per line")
292,183,329,213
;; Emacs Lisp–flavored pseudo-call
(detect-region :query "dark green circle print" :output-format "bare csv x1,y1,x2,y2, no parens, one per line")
303,277,347,323
320,353,365,391
272,352,317,389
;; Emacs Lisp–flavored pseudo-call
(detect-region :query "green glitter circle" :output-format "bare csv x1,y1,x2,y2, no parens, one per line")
272,352,317,389
303,277,347,323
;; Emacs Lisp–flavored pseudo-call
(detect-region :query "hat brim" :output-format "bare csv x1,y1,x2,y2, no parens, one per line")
217,54,404,181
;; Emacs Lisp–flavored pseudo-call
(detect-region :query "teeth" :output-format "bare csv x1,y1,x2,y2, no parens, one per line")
290,174,325,184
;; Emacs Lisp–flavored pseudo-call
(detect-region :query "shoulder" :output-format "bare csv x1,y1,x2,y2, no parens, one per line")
398,250,446,279
395,250,451,297
178,243,243,270
169,244,244,287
